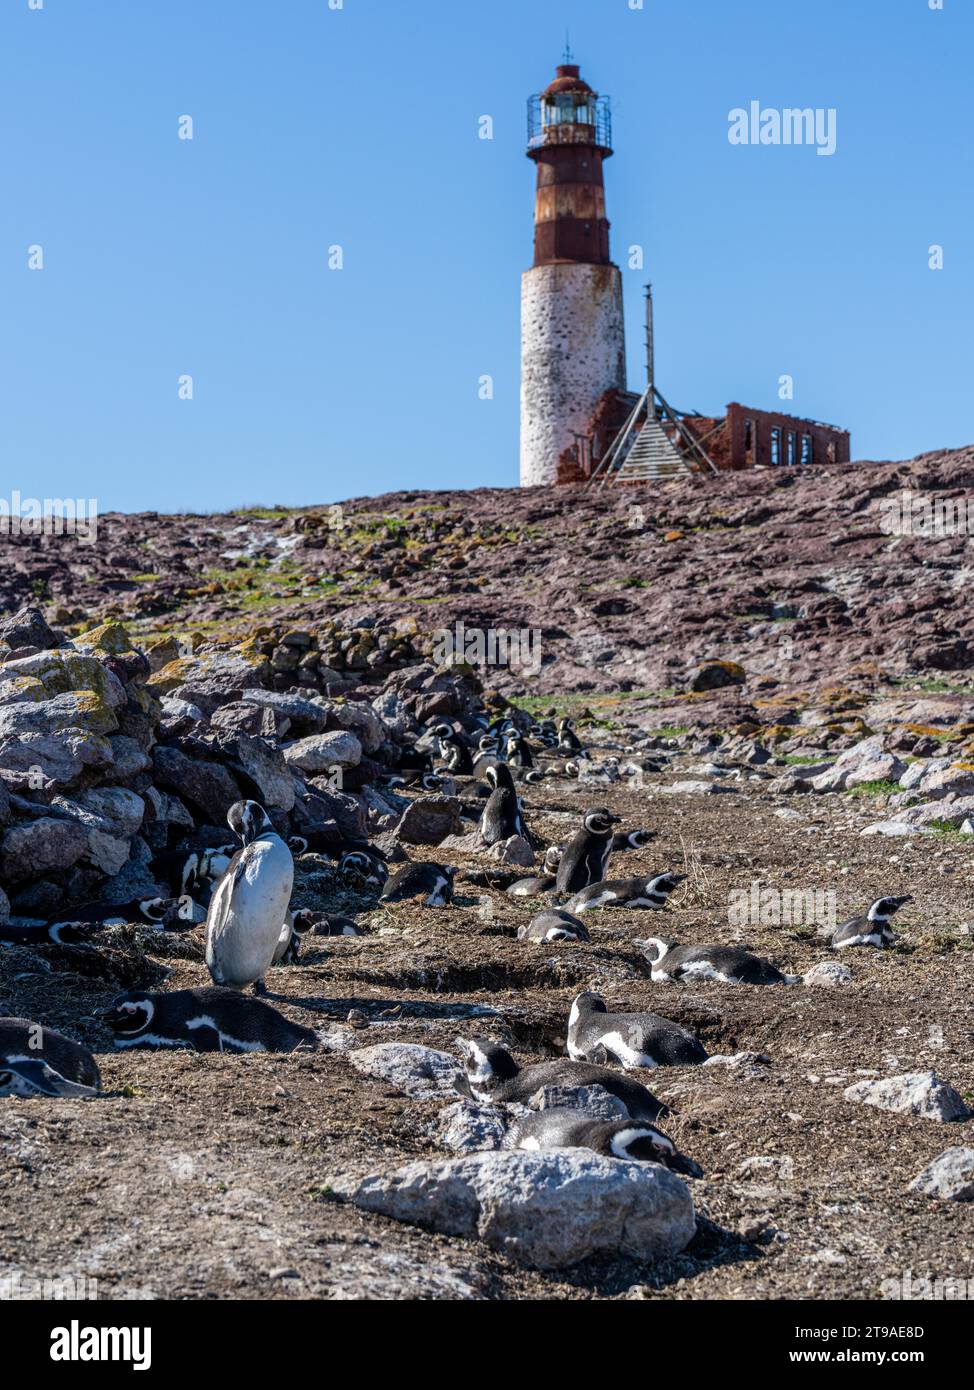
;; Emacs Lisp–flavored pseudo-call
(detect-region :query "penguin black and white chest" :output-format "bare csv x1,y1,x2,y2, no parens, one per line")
506,846,562,898
555,808,621,894
471,735,501,778
0,1018,101,1098
379,861,455,907
639,937,800,986
832,895,912,949
568,872,686,915
204,800,295,996
518,908,590,944
479,763,529,845
566,991,707,1068
456,1039,666,1122
339,848,389,893
98,987,318,1053
510,1110,701,1176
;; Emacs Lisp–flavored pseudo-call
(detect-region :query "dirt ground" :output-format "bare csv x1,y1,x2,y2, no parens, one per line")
2,771,974,1301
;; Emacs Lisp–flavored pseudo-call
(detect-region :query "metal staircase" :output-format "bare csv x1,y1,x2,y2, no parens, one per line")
586,282,718,488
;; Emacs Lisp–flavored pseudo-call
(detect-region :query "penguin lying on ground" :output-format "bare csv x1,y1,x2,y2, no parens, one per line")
379,861,455,907
205,800,295,996
479,763,531,845
831,895,912,948
509,1110,702,1176
555,808,621,894
566,991,707,1068
338,848,389,892
97,987,318,1053
638,937,801,985
456,1039,666,1121
506,846,563,897
517,908,590,944
610,829,656,852
0,895,198,946
0,1018,101,1097
567,872,686,914
294,910,367,937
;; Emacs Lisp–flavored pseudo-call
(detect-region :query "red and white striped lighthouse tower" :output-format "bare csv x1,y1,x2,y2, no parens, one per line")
520,61,627,487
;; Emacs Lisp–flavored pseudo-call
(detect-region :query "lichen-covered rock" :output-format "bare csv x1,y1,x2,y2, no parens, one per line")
0,816,89,880
339,1149,696,1269
283,730,362,774
908,1148,974,1201
844,1071,968,1123
347,1043,463,1099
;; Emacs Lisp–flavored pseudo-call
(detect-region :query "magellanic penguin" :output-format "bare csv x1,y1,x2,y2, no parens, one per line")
639,937,801,986
434,724,474,775
456,1039,666,1122
831,895,912,949
555,808,621,894
506,846,563,898
379,861,455,907
557,718,584,753
518,908,590,944
204,800,295,996
503,731,535,769
295,910,366,937
610,829,656,852
510,1109,702,1176
567,872,686,915
479,763,530,845
97,987,319,1053
566,991,708,1068
0,1018,101,1098
339,848,389,893
0,896,194,947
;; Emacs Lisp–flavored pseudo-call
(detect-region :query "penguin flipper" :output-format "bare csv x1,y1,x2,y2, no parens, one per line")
186,1022,225,1053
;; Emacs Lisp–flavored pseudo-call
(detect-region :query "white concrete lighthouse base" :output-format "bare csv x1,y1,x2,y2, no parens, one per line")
519,262,627,487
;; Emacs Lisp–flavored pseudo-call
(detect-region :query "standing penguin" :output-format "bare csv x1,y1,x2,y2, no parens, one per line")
205,800,294,996
557,718,584,753
434,724,474,775
479,763,530,845
555,808,621,894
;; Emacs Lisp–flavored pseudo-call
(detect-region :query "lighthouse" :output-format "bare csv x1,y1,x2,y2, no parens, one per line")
519,61,627,487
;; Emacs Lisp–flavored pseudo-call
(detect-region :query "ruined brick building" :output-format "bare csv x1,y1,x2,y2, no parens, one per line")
518,61,851,487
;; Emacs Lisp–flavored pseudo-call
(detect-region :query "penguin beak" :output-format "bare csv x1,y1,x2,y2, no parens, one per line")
669,1152,704,1179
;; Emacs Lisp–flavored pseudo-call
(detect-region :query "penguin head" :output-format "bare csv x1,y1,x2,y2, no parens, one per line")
543,845,563,873
583,808,621,837
485,762,515,791
0,1060,97,1100
288,835,310,855
137,896,172,924
606,1123,702,1176
645,872,686,903
228,800,275,846
867,895,913,921
568,990,606,1029
457,1038,518,1093
627,830,654,849
478,734,499,754
636,936,676,965
421,772,444,791
290,909,317,936
97,991,156,1039
200,846,235,880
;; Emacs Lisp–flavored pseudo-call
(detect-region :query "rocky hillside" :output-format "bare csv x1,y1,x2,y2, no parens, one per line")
6,444,974,703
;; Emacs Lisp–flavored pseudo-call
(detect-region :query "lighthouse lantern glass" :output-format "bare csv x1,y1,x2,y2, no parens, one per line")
543,94,595,128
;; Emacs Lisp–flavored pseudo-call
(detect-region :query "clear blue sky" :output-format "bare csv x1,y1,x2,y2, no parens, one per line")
2,0,970,513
